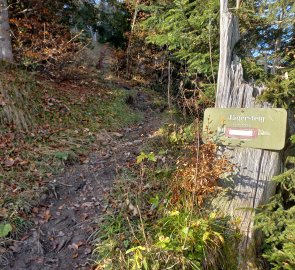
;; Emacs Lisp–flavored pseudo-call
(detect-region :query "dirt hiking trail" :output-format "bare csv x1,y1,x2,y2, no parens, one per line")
2,91,166,270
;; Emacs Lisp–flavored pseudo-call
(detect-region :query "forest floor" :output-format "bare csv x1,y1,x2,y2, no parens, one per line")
0,71,168,269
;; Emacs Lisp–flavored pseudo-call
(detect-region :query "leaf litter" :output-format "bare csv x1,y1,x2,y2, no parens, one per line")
1,92,165,270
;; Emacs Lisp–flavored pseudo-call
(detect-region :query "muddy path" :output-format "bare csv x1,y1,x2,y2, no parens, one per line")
2,92,166,270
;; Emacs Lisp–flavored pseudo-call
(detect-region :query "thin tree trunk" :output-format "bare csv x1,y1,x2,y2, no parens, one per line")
263,52,268,72
215,1,281,269
0,0,13,62
126,0,139,77
167,60,171,110
271,9,284,75
87,25,97,44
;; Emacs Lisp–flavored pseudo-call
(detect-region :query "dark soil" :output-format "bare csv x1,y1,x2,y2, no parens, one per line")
1,92,165,270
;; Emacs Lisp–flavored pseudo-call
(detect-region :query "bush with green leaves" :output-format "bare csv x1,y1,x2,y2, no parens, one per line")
255,136,295,270
95,207,239,270
94,133,239,270
259,70,295,109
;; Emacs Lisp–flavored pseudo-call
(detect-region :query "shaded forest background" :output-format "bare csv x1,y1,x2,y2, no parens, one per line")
7,0,295,109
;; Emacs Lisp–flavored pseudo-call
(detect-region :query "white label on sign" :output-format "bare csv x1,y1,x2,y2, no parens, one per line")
225,128,258,139
228,129,254,137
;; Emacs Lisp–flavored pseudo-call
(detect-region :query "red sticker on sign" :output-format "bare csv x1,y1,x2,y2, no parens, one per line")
225,127,258,139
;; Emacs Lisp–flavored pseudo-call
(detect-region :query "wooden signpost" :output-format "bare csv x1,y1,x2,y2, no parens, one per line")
211,1,289,269
205,109,284,270
202,108,288,268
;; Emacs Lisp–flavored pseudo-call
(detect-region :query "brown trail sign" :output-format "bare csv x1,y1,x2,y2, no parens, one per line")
212,1,289,269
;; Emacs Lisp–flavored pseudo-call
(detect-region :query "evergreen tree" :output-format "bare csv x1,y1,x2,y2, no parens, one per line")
141,0,219,81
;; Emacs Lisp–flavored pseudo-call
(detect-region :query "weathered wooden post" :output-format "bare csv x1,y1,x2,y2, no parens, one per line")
202,0,288,269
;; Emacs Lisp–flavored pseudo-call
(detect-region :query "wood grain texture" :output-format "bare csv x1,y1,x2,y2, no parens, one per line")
216,1,282,269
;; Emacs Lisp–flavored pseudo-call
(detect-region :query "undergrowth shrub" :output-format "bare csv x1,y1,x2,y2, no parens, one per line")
93,121,239,269
172,142,234,205
94,194,239,270
258,72,295,109
9,1,82,77
255,139,295,270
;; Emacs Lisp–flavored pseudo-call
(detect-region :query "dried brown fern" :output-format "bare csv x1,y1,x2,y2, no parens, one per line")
172,142,233,204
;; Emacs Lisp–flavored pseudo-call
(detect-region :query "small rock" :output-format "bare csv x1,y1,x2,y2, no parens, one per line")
82,202,94,208
103,153,110,159
125,142,133,146
96,133,106,141
111,132,124,138
82,159,89,164
9,243,21,253
40,194,48,201
84,248,92,255
101,141,108,146
57,231,65,237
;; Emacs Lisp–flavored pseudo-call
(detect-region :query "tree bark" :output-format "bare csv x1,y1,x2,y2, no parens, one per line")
215,1,281,269
0,0,13,62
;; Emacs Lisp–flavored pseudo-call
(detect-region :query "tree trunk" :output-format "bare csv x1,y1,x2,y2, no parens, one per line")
215,1,281,269
271,8,284,75
126,0,139,77
0,0,13,62
167,60,172,110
